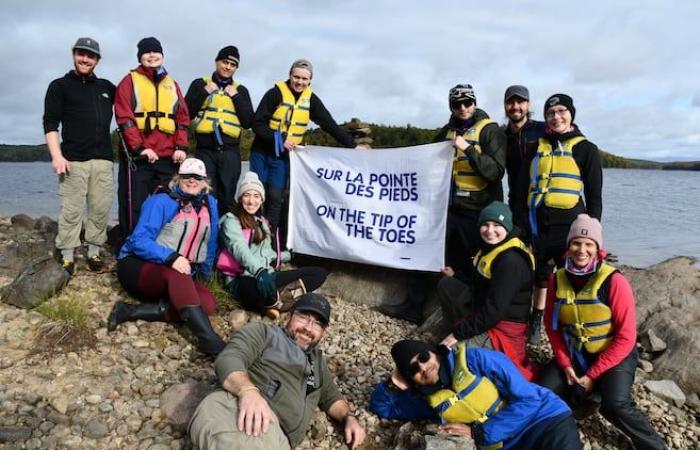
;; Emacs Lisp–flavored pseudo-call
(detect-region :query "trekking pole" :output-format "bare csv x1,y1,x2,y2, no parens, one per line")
116,128,139,233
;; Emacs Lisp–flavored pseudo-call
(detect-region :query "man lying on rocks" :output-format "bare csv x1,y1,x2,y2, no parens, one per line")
370,339,582,450
188,293,366,449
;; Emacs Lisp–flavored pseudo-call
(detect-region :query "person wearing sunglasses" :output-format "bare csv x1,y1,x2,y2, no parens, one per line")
189,293,366,450
380,84,506,325
107,158,226,356
513,94,603,346
370,339,582,450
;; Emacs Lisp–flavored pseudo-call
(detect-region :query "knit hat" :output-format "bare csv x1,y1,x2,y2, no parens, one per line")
235,171,265,202
478,201,513,233
178,158,207,178
137,37,163,60
290,59,313,78
73,37,100,58
567,214,603,249
292,293,331,326
545,93,576,122
449,84,476,105
391,340,434,383
216,45,240,65
504,85,529,102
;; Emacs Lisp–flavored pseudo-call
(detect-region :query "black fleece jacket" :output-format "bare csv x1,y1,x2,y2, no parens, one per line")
250,81,355,157
513,126,603,232
184,74,254,150
434,109,506,211
43,70,115,161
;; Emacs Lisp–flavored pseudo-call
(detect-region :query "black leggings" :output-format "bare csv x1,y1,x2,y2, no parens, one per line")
538,350,667,450
236,267,328,310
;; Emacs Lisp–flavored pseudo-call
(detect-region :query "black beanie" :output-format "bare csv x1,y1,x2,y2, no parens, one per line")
137,37,163,61
544,93,575,122
391,340,434,382
215,46,240,65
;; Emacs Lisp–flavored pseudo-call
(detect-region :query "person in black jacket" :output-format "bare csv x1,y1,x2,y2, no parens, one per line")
514,93,603,344
249,59,358,238
185,46,254,214
43,37,116,275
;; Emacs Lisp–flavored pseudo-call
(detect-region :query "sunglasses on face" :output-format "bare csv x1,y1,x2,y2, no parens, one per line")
450,100,474,110
181,174,205,181
409,351,431,375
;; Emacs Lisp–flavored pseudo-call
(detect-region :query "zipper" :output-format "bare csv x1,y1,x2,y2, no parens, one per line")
184,210,202,260
176,220,189,255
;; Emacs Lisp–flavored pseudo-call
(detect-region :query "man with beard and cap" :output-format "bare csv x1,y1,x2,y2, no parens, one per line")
369,339,582,450
249,59,360,242
501,85,547,343
436,201,539,381
43,37,116,275
514,94,603,347
115,36,190,239
379,84,505,325
185,45,254,214
188,293,366,450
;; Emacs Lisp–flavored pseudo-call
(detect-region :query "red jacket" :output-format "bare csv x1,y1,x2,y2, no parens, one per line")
544,268,637,380
114,65,189,157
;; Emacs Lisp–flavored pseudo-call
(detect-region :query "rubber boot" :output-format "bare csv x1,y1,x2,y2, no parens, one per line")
527,309,544,344
107,301,168,332
277,279,307,312
179,305,226,356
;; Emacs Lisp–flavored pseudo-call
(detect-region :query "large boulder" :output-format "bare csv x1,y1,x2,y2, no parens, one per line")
623,257,700,395
0,256,69,309
0,215,57,279
160,382,214,431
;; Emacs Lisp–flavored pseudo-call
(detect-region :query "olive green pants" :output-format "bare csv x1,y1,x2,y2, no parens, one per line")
188,390,291,450
56,159,114,250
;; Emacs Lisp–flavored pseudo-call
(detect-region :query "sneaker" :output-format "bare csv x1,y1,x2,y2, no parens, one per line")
61,260,75,276
87,255,104,272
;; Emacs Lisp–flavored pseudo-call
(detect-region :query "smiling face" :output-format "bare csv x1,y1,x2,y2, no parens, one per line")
505,96,529,125
546,106,572,133
285,311,326,350
409,351,440,386
73,49,99,76
567,237,598,268
289,67,311,93
239,190,262,215
215,59,238,78
480,220,508,245
178,175,205,196
140,51,164,69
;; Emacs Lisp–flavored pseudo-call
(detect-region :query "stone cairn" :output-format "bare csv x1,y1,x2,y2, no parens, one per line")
347,118,373,148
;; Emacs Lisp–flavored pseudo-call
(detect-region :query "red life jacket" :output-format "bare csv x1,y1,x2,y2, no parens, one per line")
156,199,211,263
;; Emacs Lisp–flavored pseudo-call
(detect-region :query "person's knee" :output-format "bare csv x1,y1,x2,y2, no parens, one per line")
600,395,634,420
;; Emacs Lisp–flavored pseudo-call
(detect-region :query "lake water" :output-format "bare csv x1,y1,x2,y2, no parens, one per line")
0,163,697,268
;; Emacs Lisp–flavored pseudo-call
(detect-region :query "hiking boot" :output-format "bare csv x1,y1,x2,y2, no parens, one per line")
528,309,544,344
179,305,226,356
263,307,281,320
277,279,307,312
378,301,423,325
61,260,75,276
107,301,169,332
87,255,104,272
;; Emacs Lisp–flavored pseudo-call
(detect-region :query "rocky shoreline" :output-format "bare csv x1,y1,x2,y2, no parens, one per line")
0,215,698,450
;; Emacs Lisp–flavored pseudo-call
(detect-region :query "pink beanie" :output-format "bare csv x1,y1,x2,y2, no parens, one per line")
567,214,603,249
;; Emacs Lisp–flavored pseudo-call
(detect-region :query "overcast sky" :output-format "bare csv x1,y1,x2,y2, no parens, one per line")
1,0,698,161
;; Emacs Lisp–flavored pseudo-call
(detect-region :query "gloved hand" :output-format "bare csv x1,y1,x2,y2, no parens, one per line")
255,268,277,299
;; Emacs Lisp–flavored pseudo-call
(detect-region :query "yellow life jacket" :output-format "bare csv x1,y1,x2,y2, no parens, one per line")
527,136,586,210
425,343,504,427
130,71,179,135
192,77,242,139
269,81,312,144
553,262,617,354
445,118,495,196
473,237,535,279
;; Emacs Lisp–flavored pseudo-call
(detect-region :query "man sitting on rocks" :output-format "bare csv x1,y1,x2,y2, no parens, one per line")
188,293,365,449
370,339,582,450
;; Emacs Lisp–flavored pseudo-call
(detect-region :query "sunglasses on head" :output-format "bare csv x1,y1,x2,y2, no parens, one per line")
450,99,474,109
409,351,431,375
181,174,205,181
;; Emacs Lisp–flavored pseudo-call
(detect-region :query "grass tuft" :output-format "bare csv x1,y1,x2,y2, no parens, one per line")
206,274,240,312
34,293,95,353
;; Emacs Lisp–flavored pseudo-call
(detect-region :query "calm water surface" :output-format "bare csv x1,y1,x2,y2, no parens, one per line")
0,163,697,268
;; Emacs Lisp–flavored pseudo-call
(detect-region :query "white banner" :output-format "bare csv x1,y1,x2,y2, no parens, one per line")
288,143,453,271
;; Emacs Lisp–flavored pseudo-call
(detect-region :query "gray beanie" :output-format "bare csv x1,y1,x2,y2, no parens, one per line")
235,171,265,202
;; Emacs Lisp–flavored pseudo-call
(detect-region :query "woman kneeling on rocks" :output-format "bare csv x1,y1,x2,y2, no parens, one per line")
108,158,226,356
539,214,667,450
218,171,327,319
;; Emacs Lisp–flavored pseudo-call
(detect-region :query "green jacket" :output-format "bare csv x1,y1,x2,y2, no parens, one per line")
215,321,342,447
219,212,291,279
